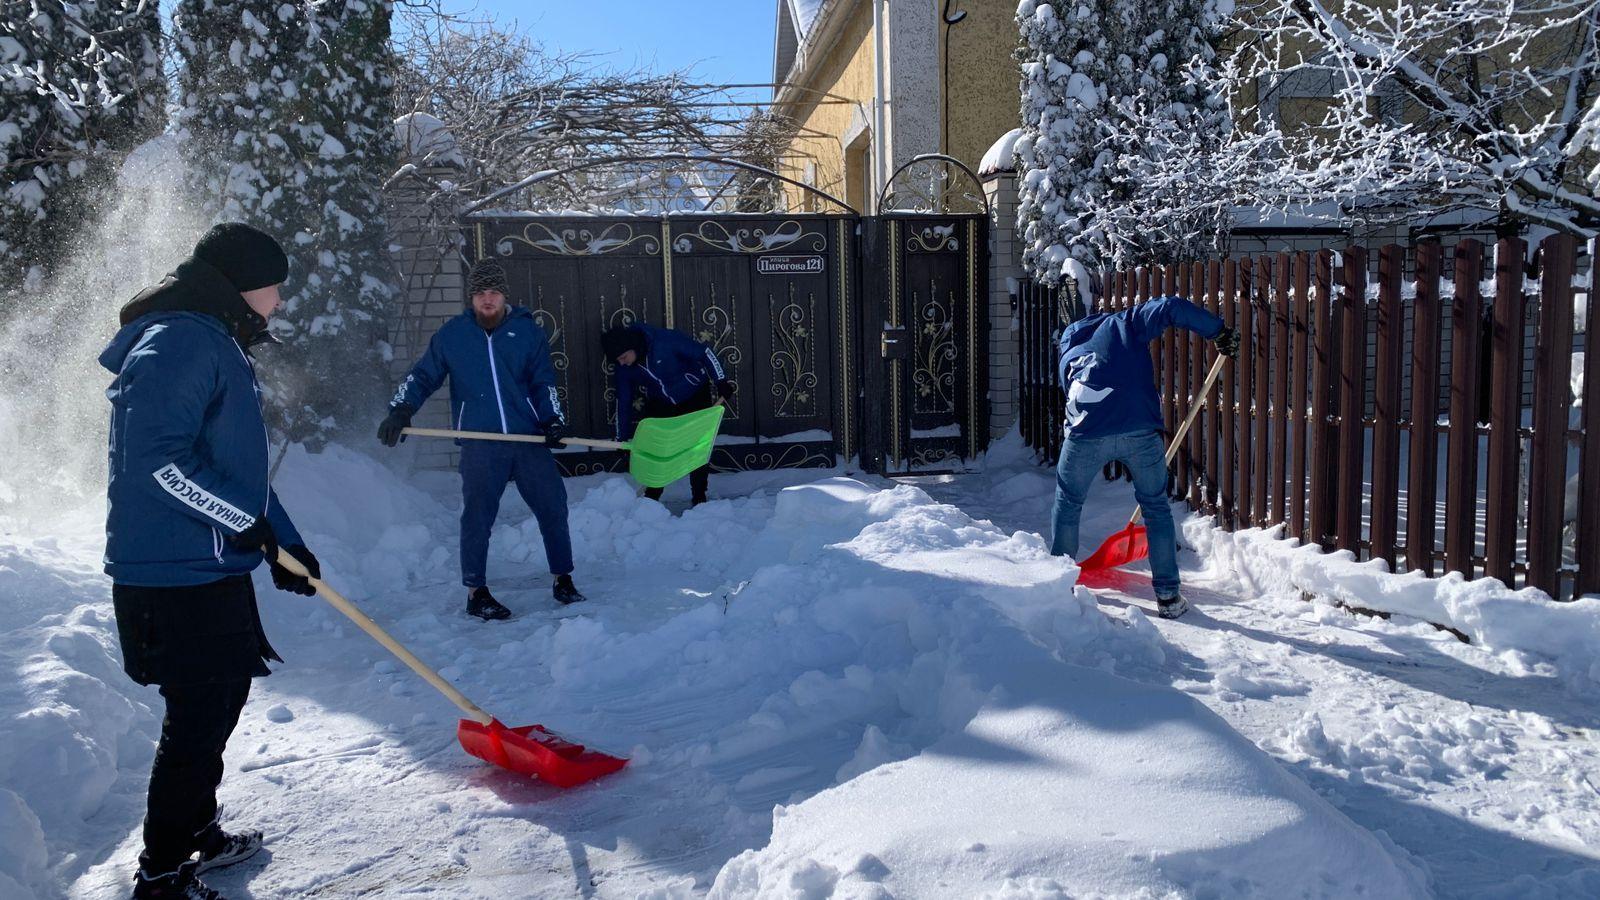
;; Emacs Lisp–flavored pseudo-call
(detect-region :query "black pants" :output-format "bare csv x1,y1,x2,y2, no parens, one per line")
139,678,251,874
642,383,715,502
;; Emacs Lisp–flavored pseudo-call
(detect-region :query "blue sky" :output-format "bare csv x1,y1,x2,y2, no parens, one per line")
435,1,776,87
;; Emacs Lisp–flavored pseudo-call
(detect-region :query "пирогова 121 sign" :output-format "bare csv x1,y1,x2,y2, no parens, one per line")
756,255,825,276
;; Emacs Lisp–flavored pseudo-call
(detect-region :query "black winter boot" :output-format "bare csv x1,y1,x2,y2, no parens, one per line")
131,861,223,900
467,586,512,621
553,574,587,606
194,817,263,873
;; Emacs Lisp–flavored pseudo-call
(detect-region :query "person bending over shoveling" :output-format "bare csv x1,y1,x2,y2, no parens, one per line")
600,322,733,508
102,223,322,900
1051,295,1240,619
378,260,587,618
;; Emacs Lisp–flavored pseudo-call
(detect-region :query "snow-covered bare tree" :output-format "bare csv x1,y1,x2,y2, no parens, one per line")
1238,0,1600,235
390,13,771,211
1014,0,1233,281
1,0,165,294
175,0,400,441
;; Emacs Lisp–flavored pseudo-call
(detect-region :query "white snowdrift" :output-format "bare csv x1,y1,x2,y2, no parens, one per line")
1187,520,1600,691
8,443,1430,897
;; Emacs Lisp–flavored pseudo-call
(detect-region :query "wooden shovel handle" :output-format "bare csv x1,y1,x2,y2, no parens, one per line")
273,548,494,725
1130,352,1229,526
400,426,628,451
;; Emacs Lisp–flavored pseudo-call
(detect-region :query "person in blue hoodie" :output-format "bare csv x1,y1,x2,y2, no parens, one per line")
600,322,733,507
1052,295,1239,619
102,222,319,900
377,260,585,617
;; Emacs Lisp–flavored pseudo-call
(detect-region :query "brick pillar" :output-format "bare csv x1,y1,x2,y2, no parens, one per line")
985,172,1023,440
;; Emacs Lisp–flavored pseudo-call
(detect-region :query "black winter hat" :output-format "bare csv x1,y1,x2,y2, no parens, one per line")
193,222,289,292
467,260,510,296
600,324,648,363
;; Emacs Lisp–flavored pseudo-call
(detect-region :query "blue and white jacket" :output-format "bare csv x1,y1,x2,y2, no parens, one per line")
101,310,303,586
390,307,563,436
613,323,728,440
1057,295,1224,440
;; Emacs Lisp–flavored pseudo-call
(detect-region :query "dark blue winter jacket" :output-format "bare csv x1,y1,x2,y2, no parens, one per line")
100,310,303,587
390,307,563,436
1057,295,1224,439
613,323,728,440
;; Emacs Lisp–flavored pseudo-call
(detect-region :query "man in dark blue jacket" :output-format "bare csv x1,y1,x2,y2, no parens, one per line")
600,321,732,506
102,222,321,900
1052,295,1239,619
378,260,584,617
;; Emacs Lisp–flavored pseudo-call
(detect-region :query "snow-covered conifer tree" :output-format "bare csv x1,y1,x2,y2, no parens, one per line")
1,1,165,293
176,0,400,440
1014,0,1232,280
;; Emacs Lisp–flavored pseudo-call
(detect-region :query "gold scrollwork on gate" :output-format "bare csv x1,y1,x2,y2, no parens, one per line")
913,276,957,415
905,223,959,253
529,285,570,411
770,283,817,419
714,443,834,471
496,222,661,257
672,219,826,254
689,281,743,416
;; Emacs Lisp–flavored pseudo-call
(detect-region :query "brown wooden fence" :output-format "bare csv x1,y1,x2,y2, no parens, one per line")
1082,236,1599,600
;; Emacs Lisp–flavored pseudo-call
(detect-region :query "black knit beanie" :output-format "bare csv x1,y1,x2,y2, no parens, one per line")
467,260,510,297
193,223,289,292
600,325,648,363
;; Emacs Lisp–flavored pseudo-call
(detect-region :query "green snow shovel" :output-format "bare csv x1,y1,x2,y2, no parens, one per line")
402,404,726,489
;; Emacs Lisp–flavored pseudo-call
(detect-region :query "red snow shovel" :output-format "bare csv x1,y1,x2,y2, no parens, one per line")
274,549,628,788
1078,353,1229,574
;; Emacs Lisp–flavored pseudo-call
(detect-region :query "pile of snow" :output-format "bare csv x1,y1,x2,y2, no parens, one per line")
394,112,463,167
1188,521,1600,691
979,127,1023,176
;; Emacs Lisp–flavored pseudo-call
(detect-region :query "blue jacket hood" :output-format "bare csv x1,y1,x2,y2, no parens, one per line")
100,310,227,374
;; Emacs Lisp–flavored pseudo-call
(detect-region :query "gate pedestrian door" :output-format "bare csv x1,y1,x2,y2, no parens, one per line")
858,156,990,475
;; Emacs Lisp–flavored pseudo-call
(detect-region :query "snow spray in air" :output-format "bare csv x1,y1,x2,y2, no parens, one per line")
0,136,206,524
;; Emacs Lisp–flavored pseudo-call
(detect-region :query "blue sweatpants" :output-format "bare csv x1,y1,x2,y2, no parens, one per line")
459,441,573,587
1050,428,1181,599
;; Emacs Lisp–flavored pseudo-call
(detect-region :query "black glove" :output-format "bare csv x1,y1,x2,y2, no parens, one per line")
378,405,413,447
271,544,320,596
1213,326,1242,359
716,381,734,403
542,420,567,450
228,518,279,563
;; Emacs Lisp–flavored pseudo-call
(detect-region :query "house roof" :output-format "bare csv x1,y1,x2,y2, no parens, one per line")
773,0,830,87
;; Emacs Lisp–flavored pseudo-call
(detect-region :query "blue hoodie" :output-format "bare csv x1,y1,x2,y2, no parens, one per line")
390,307,563,435
1057,296,1224,440
100,311,303,586
612,322,728,440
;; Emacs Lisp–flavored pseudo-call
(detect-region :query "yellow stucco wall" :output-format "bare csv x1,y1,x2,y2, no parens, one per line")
942,1,1023,173
777,2,878,212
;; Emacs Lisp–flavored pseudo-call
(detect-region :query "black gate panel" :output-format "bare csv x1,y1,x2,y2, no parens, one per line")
858,215,989,474
468,214,855,475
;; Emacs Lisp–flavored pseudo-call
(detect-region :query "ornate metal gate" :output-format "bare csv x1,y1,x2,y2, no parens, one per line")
859,156,990,474
466,213,858,475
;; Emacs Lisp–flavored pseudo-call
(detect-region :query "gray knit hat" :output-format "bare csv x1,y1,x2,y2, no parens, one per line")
467,260,509,296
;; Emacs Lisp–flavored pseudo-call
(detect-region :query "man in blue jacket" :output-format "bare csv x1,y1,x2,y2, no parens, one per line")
1052,295,1239,619
600,322,733,506
102,222,321,899
378,260,584,617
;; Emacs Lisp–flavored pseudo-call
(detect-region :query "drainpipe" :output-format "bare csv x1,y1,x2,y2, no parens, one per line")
872,0,887,213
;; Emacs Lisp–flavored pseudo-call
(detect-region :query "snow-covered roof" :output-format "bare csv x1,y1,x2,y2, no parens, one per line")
394,112,463,167
774,0,833,87
979,128,1024,176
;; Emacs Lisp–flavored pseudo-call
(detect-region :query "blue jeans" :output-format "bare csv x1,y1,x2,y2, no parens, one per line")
459,441,573,587
1050,429,1181,599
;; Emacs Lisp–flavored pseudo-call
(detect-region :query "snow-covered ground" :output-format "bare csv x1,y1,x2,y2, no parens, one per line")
4,435,1599,898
